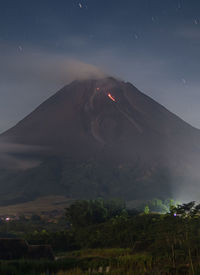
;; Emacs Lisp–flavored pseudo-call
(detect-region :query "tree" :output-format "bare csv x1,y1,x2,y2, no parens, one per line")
144,205,150,214
147,198,168,213
65,198,127,228
172,201,197,218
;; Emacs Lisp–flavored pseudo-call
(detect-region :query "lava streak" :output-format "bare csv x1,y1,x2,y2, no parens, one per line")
107,93,116,102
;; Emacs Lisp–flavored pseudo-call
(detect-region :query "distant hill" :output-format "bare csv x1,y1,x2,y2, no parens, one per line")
1,77,200,204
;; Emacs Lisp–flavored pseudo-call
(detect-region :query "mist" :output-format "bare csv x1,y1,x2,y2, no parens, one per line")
0,139,42,170
0,45,107,133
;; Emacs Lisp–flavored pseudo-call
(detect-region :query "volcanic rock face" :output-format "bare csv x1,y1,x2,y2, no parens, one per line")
1,77,200,204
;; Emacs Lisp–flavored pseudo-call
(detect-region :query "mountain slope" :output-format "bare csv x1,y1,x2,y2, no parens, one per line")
1,77,200,204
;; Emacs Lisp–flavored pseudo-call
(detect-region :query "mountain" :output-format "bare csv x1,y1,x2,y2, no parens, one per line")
1,77,200,205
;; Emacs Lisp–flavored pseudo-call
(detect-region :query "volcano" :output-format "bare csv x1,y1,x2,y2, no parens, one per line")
1,77,200,204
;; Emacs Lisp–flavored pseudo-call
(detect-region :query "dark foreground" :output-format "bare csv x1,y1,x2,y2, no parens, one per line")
0,199,200,274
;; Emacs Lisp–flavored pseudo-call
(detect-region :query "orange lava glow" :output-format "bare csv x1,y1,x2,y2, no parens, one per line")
107,93,116,102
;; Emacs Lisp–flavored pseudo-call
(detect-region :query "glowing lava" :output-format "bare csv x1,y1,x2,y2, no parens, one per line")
107,93,116,102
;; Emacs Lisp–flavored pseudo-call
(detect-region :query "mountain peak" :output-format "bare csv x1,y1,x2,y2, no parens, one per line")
1,76,198,156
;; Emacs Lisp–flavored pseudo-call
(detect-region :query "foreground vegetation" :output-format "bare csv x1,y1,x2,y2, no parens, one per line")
1,198,200,274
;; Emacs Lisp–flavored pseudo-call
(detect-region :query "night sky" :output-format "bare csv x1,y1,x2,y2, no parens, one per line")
1,0,200,132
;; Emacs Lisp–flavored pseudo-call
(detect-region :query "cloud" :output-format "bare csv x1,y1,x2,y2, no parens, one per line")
0,153,40,170
0,46,106,84
0,139,42,170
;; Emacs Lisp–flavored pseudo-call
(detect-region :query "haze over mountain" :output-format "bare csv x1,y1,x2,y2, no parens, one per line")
1,77,200,205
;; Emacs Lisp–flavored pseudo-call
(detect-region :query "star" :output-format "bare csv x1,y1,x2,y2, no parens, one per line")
181,78,186,85
18,46,23,52
134,33,139,40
